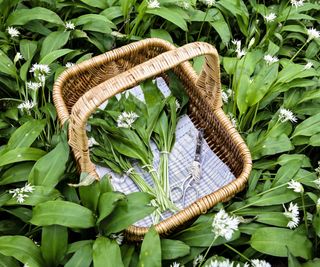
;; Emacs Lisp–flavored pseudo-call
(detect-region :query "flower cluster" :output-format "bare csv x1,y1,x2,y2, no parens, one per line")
27,81,42,91
232,39,246,59
222,89,233,104
251,259,272,267
17,100,36,112
88,137,99,148
264,13,277,23
7,27,20,38
147,0,160,8
177,1,190,9
14,52,23,63
283,202,300,229
199,0,216,7
287,179,304,193
117,111,139,128
65,21,75,30
66,62,75,68
263,54,279,65
8,183,35,203
193,254,204,266
290,0,304,8
307,27,320,42
30,63,50,75
212,209,240,240
278,108,297,123
110,233,124,245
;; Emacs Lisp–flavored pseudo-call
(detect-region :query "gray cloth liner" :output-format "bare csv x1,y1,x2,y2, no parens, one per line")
95,77,235,227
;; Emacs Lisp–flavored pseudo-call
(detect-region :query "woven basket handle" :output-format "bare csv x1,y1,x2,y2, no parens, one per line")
69,41,222,178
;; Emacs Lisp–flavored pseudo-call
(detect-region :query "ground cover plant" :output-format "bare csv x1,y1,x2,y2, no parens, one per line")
0,0,319,266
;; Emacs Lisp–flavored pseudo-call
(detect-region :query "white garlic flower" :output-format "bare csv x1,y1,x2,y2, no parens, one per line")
117,111,139,128
8,183,35,204
193,254,204,266
199,0,216,7
110,233,124,245
65,62,75,68
170,262,182,267
251,259,272,267
263,54,279,65
88,137,98,147
14,52,23,63
232,39,246,58
290,0,304,8
283,202,300,229
147,0,160,8
307,27,320,42
26,81,42,91
30,63,50,75
7,27,20,38
65,21,75,30
264,13,277,23
212,209,240,241
313,178,320,189
278,108,297,123
17,100,36,111
287,179,304,193
303,62,313,70
177,1,190,9
205,258,237,267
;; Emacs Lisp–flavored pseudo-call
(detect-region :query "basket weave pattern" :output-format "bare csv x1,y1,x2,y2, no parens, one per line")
53,38,252,241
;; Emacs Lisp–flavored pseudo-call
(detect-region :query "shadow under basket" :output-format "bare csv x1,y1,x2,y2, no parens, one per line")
53,38,252,241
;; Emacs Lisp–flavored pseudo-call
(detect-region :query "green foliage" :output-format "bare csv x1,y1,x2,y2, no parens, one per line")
0,0,319,266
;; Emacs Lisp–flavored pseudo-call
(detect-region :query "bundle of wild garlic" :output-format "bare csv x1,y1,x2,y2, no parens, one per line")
89,76,188,222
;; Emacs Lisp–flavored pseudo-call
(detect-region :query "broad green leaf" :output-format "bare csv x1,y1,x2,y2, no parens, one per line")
298,89,320,105
250,134,294,160
138,227,161,267
93,237,124,267
277,154,311,168
161,239,190,260
41,225,68,267
0,50,16,77
40,31,70,59
292,113,320,138
97,192,125,223
0,148,46,167
150,29,173,43
303,259,320,267
256,212,289,227
79,180,101,212
312,212,320,238
175,219,240,247
246,63,279,106
1,207,32,223
5,186,61,206
0,253,20,267
276,64,318,84
30,200,95,228
7,120,46,150
309,134,320,146
39,49,73,65
0,236,45,267
67,241,93,254
272,161,301,187
75,14,114,33
6,7,64,26
251,227,312,259
209,9,231,44
246,187,298,206
121,245,135,267
288,250,302,267
29,141,69,188
147,7,188,31
0,162,33,185
80,0,108,8
19,40,37,61
222,57,238,75
103,192,155,234
65,244,92,267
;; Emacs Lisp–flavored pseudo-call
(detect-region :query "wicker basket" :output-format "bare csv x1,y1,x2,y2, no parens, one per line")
53,38,252,241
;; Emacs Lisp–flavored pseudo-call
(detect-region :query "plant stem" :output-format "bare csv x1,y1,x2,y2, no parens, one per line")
197,8,209,41
290,41,308,62
224,243,250,262
301,192,308,234
198,236,217,267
